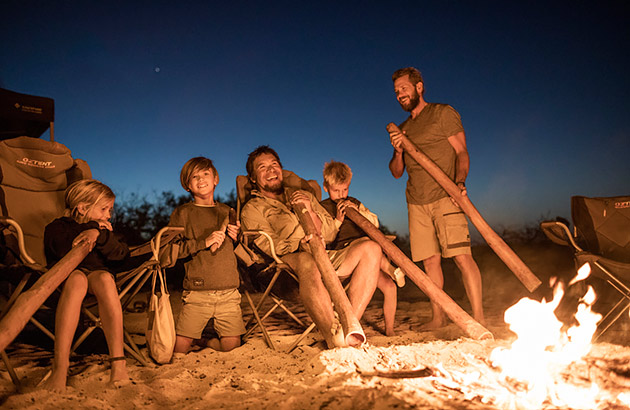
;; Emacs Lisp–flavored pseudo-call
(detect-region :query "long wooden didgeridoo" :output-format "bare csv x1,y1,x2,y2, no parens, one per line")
0,241,91,352
345,208,492,340
290,199,366,347
387,123,541,293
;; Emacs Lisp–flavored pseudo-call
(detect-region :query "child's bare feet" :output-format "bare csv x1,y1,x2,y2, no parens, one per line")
392,267,405,287
108,356,129,386
417,315,446,331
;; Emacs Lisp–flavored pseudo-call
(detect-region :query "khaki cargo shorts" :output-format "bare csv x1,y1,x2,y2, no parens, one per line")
175,288,246,339
327,237,371,273
408,196,471,262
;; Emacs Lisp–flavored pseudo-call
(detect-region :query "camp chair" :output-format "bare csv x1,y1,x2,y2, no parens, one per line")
235,170,323,352
540,195,630,341
2,213,184,386
1,93,88,388
63,226,184,367
1,87,55,142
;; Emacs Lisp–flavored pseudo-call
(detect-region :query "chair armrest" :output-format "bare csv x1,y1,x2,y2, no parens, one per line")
242,230,284,265
0,216,36,265
540,220,582,251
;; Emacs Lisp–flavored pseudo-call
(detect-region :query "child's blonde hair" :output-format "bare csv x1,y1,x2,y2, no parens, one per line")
64,179,115,223
180,157,219,192
323,160,352,188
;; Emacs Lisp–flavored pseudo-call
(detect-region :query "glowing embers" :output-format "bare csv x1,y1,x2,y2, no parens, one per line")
488,263,603,409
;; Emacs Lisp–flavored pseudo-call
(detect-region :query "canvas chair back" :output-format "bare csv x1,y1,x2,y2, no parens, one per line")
1,88,55,141
571,195,630,263
0,136,91,265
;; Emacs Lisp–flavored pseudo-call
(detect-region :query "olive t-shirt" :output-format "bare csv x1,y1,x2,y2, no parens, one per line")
399,103,464,205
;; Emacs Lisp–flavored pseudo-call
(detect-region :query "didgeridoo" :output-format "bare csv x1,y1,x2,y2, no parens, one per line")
345,208,492,340
387,122,541,292
0,241,91,351
288,192,366,347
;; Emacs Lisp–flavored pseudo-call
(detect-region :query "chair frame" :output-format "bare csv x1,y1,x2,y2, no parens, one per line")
541,220,630,341
239,231,313,352
1,216,183,388
235,172,324,352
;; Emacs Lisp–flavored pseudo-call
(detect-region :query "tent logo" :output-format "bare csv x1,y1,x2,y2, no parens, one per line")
17,157,55,169
615,201,630,209
13,102,43,114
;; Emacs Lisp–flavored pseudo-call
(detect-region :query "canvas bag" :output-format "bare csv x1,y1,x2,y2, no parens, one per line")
145,266,176,363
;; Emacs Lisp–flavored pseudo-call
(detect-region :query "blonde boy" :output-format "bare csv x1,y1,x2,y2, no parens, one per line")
169,157,245,353
320,160,404,336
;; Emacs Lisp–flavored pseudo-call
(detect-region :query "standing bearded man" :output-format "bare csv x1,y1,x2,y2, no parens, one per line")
388,67,485,329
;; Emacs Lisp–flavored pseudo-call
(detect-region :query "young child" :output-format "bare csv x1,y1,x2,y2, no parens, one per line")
169,157,245,353
43,179,130,391
320,160,404,336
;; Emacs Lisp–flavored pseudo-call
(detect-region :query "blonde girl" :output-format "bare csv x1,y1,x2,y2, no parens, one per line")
43,179,129,391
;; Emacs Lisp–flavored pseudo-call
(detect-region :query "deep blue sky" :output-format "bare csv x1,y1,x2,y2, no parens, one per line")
2,1,628,236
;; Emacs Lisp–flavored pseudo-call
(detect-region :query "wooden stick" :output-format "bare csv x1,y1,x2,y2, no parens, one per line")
345,208,493,340
0,242,90,352
387,123,541,292
290,200,366,347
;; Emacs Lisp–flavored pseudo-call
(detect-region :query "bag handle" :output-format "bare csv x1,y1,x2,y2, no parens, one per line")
150,266,169,297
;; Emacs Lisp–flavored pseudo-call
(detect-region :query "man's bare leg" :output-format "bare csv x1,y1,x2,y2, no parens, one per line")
282,252,340,348
419,254,447,330
453,254,485,326
43,270,88,392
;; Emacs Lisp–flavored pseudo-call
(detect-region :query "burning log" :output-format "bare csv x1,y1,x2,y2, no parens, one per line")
386,122,541,293
0,241,90,352
345,207,493,340
290,200,366,347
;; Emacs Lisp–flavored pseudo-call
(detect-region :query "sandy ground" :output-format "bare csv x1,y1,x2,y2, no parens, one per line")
2,242,630,409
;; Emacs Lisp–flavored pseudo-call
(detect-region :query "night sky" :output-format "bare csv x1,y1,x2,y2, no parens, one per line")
2,1,628,236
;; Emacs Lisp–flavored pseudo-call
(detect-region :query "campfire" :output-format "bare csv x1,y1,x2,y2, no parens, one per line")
319,262,630,410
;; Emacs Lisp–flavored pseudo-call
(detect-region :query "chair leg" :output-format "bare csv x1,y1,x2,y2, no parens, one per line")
1,349,22,391
286,323,317,353
123,328,149,366
123,340,150,366
271,296,307,328
243,290,275,350
594,297,630,342
244,269,284,328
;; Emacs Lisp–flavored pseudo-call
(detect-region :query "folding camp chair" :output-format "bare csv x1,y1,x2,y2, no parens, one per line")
235,170,324,352
1,93,88,388
63,226,184,367
540,195,630,341
2,214,184,386
1,87,55,141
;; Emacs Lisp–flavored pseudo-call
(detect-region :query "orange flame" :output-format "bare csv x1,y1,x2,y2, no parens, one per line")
488,263,604,409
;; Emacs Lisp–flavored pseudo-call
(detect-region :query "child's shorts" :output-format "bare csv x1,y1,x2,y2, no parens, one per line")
327,237,371,272
175,288,246,339
408,196,472,262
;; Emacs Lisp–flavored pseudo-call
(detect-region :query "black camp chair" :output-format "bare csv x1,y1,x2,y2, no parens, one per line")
540,195,630,341
1,87,55,142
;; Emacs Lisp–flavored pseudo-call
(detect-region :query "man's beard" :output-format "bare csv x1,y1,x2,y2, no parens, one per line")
262,179,284,195
399,91,420,112
269,181,284,195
